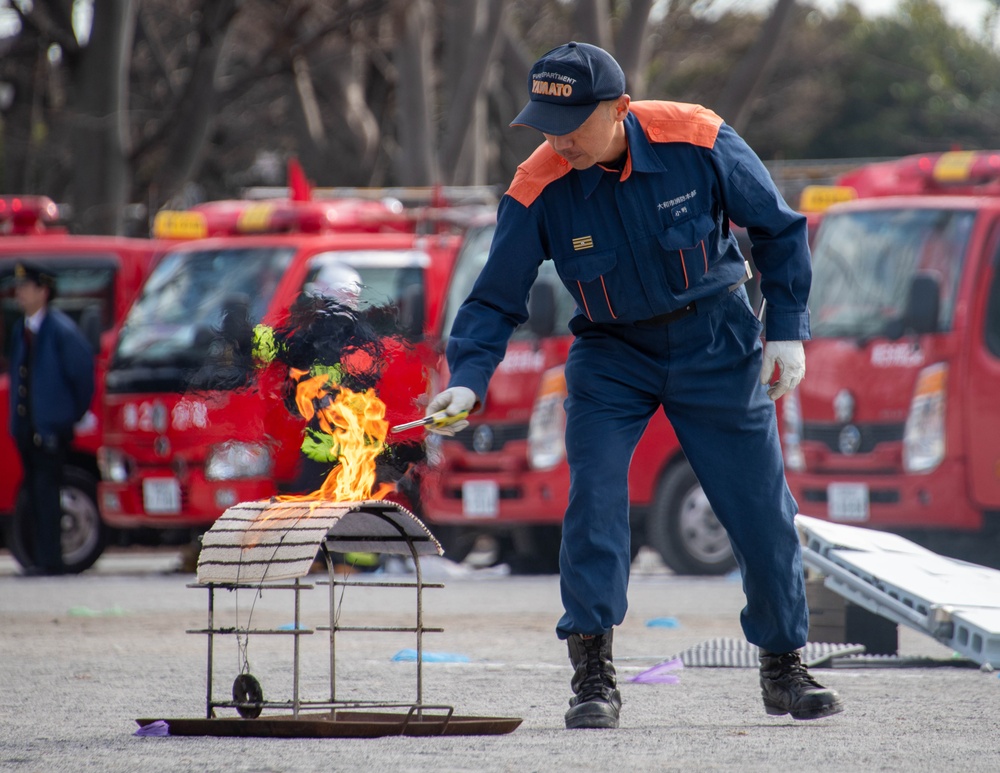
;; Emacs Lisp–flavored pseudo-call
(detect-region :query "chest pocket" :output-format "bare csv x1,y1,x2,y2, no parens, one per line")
656,211,718,291
554,249,619,322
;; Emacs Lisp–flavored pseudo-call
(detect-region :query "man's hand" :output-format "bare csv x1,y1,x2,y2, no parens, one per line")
760,340,805,401
424,386,477,436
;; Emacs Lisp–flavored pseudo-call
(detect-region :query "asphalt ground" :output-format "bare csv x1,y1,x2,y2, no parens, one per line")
1,547,998,773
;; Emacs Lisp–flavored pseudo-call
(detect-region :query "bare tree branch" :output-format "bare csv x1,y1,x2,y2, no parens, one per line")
439,0,507,182
292,51,326,146
67,0,136,233
136,4,181,98
145,0,242,209
24,0,80,56
491,18,543,175
574,0,612,48
713,0,798,132
337,28,382,170
614,0,653,96
392,0,436,184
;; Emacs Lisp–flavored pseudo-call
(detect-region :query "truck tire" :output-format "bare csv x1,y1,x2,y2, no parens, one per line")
507,525,562,575
2,494,32,570
647,461,736,576
7,465,106,574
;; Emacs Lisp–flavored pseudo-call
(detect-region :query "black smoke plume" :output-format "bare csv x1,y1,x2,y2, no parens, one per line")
187,293,426,497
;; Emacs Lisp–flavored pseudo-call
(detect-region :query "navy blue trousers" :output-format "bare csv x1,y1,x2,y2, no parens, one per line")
556,287,808,654
16,432,68,572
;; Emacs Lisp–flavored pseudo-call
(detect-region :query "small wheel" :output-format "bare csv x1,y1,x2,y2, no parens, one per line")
232,673,264,718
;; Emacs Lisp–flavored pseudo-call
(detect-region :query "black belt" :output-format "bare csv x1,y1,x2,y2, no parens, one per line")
633,276,750,329
634,302,697,329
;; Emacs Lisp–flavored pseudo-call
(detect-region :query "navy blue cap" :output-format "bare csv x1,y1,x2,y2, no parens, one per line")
14,261,55,288
511,42,626,135
14,260,56,299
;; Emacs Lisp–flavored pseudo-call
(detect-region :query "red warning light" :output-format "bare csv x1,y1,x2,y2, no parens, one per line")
0,195,60,235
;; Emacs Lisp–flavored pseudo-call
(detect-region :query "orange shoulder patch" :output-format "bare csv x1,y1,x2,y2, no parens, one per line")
629,101,723,149
506,143,573,207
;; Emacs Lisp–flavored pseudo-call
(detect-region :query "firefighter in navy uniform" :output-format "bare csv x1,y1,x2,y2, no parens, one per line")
425,43,843,728
9,261,94,576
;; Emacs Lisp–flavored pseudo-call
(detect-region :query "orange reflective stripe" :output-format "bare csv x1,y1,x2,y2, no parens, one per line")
577,281,593,321
701,240,708,273
629,101,723,149
507,144,573,207
599,276,618,319
679,249,689,289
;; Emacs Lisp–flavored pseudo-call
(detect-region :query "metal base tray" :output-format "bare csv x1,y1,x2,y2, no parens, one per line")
136,711,523,738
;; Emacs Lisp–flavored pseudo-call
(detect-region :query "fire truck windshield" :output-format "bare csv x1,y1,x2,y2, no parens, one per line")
109,246,294,385
808,208,973,339
108,245,430,393
303,249,427,310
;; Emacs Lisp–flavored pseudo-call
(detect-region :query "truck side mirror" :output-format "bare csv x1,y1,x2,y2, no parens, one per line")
903,273,941,335
527,279,557,338
397,283,425,341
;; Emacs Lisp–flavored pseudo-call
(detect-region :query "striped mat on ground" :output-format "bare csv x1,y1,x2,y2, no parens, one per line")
670,638,866,668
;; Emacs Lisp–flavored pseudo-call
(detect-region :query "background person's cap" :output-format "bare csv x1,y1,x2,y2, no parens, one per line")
511,42,626,136
14,261,56,289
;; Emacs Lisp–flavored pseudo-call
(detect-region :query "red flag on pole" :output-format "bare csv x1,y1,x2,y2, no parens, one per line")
288,158,312,202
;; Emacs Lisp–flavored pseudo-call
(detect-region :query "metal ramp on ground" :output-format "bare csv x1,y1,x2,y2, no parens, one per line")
796,515,1000,668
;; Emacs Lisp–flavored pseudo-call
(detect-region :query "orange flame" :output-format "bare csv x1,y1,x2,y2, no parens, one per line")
279,368,393,503
241,368,395,549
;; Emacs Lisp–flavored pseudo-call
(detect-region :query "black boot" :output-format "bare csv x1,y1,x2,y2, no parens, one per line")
565,631,622,729
760,650,844,720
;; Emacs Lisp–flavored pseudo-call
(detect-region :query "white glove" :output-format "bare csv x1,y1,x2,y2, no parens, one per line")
760,340,805,401
424,386,476,436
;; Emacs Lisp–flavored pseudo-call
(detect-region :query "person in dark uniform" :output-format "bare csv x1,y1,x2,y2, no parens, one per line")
9,261,94,576
424,42,842,728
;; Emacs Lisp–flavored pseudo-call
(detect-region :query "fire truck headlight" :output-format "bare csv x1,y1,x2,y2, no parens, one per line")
98,447,132,483
528,366,567,471
206,442,273,480
903,363,947,474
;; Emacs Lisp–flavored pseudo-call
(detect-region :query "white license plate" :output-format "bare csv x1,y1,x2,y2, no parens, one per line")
827,482,869,522
143,478,181,515
462,480,499,519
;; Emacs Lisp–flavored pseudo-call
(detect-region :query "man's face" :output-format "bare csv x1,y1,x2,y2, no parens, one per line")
14,280,48,316
542,97,628,170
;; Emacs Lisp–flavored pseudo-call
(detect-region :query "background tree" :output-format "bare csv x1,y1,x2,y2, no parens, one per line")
815,0,1000,156
1,0,998,234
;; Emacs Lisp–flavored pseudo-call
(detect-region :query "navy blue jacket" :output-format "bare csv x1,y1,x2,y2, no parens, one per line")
446,101,811,400
9,307,95,440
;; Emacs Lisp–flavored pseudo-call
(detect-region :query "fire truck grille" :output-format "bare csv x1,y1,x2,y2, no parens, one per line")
802,422,905,455
450,423,529,453
801,488,901,505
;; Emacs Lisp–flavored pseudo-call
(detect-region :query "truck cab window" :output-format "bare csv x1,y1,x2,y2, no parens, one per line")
985,242,1000,358
809,208,973,340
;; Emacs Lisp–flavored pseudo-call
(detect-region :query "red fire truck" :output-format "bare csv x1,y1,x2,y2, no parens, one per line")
97,193,471,553
0,195,164,572
419,218,766,575
782,150,1000,566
